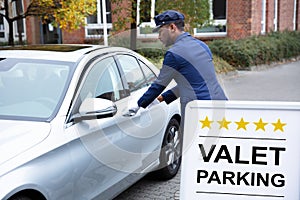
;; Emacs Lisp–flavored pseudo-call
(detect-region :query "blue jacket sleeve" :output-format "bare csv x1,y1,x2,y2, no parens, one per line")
161,85,179,104
137,51,177,108
137,83,165,108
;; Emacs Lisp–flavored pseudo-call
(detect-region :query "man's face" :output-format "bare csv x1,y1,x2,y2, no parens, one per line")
158,25,174,47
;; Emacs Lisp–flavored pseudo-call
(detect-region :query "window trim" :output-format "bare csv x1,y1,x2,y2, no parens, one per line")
136,0,157,38
0,13,6,40
293,0,297,30
138,59,157,84
261,0,267,34
274,0,278,31
194,0,227,37
12,0,26,39
114,53,152,93
85,0,113,38
67,54,129,124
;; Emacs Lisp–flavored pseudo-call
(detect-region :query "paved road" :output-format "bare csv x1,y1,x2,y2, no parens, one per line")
114,60,300,200
221,60,300,101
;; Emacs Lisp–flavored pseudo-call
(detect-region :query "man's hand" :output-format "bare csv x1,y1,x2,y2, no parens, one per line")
128,105,140,114
157,95,164,102
148,98,160,108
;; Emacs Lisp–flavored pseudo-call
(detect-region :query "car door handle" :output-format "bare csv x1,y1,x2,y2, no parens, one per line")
122,110,138,117
123,107,141,117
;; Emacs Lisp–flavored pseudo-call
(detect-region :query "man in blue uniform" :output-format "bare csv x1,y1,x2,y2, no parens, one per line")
136,10,227,122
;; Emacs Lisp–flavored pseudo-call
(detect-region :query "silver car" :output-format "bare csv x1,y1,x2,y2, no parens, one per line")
0,45,181,200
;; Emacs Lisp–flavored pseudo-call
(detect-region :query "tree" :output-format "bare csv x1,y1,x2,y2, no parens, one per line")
110,0,210,50
110,0,138,50
0,0,96,46
155,0,210,33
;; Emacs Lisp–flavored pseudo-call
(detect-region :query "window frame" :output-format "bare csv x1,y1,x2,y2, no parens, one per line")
138,59,157,85
85,0,113,38
0,13,5,40
261,0,267,34
194,0,227,37
136,0,157,37
136,0,227,38
12,0,26,40
69,54,129,121
114,54,156,93
274,0,279,31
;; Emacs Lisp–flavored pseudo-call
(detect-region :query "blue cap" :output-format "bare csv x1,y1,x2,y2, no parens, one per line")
153,10,185,32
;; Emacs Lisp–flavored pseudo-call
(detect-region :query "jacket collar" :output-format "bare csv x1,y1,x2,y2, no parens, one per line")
175,32,190,43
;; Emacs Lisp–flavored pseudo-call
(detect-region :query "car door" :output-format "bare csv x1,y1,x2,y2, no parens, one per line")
115,54,169,167
64,55,147,200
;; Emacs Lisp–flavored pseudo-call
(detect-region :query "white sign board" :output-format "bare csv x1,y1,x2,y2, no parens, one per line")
180,100,300,200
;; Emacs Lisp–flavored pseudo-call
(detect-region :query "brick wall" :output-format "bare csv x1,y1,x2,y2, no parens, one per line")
266,0,276,31
61,1,131,44
25,16,41,45
250,0,263,35
227,0,252,40
62,28,85,44
24,0,41,44
111,0,132,31
23,0,299,44
278,0,295,31
226,0,299,40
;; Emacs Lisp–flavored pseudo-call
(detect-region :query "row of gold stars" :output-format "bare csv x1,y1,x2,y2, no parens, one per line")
199,116,286,132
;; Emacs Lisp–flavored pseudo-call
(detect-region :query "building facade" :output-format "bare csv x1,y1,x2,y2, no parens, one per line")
0,0,299,45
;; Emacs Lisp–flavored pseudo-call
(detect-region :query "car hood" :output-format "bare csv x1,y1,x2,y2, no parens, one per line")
0,120,51,165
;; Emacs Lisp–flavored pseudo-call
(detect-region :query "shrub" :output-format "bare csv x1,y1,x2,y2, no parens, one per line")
137,48,166,64
208,31,300,70
213,55,236,73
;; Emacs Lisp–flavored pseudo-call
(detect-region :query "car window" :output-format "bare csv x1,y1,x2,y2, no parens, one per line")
78,56,125,103
138,60,156,85
0,58,72,120
117,55,148,92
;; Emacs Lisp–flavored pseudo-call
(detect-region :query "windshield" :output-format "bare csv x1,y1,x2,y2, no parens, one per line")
0,58,75,121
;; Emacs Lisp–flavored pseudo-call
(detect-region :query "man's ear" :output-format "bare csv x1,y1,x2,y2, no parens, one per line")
169,23,176,32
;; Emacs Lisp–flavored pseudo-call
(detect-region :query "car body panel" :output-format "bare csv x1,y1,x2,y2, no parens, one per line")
0,45,180,200
0,120,50,166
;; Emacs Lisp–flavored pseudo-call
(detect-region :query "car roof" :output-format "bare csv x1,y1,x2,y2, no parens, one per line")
0,45,134,62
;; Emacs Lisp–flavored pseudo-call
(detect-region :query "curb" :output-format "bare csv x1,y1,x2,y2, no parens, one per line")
218,56,300,80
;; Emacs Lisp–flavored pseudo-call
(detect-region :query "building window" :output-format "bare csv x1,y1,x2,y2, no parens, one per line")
212,0,226,19
0,0,25,42
0,14,5,38
139,0,152,22
293,0,297,30
261,0,266,34
85,0,112,38
194,0,227,37
11,0,25,40
274,0,278,31
137,0,157,37
137,0,227,37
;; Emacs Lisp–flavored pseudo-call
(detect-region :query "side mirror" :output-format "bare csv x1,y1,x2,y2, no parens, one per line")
72,98,117,122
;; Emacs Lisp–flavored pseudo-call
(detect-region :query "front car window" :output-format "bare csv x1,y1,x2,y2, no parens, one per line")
117,55,149,92
75,56,126,111
0,58,74,121
138,60,156,84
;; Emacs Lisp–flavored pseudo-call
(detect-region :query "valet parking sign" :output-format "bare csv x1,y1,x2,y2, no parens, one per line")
180,101,300,200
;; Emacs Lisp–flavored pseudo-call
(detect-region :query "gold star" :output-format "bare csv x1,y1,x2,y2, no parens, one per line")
235,117,249,130
199,116,213,129
254,118,268,131
272,119,286,132
217,117,231,130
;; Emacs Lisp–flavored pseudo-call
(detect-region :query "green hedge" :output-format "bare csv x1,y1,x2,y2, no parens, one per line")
137,48,166,60
208,31,300,70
